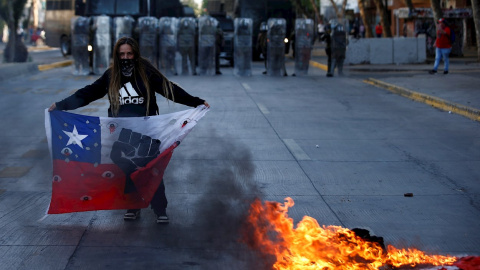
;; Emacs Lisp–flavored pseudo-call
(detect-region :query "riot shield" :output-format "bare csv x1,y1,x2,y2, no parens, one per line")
198,16,217,75
138,17,158,66
234,18,252,76
113,16,134,42
158,17,178,76
92,15,111,75
177,17,196,75
267,18,286,76
71,16,90,75
294,18,314,76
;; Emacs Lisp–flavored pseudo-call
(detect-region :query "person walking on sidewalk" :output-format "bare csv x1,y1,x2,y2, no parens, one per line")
429,18,452,75
47,37,210,224
375,23,383,38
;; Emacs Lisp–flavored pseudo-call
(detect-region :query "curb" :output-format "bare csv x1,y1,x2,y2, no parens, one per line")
0,60,73,82
363,78,480,122
38,60,73,71
309,60,328,71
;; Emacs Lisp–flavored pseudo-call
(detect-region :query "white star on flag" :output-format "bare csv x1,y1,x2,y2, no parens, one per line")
63,125,88,149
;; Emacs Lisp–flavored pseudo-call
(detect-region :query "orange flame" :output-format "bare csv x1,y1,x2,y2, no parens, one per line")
242,197,457,270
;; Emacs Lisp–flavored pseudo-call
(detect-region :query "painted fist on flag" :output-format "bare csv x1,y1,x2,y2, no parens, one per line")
110,128,161,192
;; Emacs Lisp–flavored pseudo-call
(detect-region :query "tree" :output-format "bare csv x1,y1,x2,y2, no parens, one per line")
0,0,28,62
404,0,414,14
373,0,392,37
358,0,373,37
429,0,443,24
291,0,320,20
327,0,349,20
180,0,200,16
471,0,480,61
200,0,208,15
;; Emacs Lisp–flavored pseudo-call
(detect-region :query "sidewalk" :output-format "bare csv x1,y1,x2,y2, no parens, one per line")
308,40,480,122
0,42,72,81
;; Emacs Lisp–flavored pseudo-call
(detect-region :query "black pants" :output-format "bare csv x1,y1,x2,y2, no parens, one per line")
215,52,220,72
326,48,332,75
150,180,168,214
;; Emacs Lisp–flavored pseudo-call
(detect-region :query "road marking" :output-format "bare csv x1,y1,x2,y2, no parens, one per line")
241,83,251,91
283,139,311,161
364,78,480,122
257,103,270,114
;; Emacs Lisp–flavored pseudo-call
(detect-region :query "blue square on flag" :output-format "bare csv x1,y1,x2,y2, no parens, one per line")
50,110,101,164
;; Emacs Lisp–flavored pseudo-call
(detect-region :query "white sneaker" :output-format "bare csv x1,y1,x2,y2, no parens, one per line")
124,209,141,220
156,209,169,224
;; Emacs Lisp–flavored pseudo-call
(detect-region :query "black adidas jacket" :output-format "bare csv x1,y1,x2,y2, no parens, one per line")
55,63,205,117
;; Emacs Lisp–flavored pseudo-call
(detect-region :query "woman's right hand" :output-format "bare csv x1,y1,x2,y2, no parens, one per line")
48,103,56,112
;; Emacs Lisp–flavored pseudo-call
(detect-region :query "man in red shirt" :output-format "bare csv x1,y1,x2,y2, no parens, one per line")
429,18,452,74
375,23,382,38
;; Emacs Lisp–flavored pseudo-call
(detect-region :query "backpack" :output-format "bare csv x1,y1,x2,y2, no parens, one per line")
449,27,455,45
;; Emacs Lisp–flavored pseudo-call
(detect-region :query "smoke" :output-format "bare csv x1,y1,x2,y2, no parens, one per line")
177,130,268,269
190,133,261,244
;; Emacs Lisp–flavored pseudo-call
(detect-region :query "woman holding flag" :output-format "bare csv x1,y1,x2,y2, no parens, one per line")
48,37,210,223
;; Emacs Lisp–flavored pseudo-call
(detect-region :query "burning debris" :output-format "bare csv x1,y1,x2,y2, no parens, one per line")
240,197,478,270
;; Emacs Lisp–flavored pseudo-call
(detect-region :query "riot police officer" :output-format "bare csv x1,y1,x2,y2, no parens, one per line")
159,17,178,76
234,18,252,76
294,18,314,76
71,16,91,75
267,18,287,76
320,23,333,77
330,21,347,76
198,16,217,75
177,17,196,75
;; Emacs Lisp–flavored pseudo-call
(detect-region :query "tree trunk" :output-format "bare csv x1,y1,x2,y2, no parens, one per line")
341,0,348,17
328,0,349,20
292,0,315,19
373,0,392,37
358,0,373,38
308,0,321,22
404,0,414,13
6,0,16,63
430,0,443,24
33,0,38,29
328,0,342,19
471,0,480,61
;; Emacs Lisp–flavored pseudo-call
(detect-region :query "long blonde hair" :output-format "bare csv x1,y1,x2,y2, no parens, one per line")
109,37,174,116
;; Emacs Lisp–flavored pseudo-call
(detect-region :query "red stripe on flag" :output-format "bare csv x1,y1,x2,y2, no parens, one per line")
48,142,178,214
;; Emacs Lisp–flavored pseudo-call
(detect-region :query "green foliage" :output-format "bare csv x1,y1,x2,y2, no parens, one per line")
181,0,201,16
0,0,7,22
290,0,318,19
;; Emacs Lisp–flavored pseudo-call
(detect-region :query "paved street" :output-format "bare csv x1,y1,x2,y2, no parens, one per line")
0,49,479,269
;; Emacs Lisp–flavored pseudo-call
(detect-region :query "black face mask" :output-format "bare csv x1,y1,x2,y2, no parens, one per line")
120,59,134,77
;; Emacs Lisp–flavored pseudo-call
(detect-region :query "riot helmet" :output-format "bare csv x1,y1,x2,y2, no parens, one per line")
260,22,267,32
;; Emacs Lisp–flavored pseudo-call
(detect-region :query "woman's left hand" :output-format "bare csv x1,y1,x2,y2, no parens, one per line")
203,101,210,108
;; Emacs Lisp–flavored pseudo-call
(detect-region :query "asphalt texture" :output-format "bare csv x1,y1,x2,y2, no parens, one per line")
0,41,479,270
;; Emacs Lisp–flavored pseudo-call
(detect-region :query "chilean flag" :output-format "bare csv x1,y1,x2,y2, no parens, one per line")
45,106,209,214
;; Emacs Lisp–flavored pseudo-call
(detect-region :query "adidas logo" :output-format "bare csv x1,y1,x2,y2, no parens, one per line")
119,82,144,105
